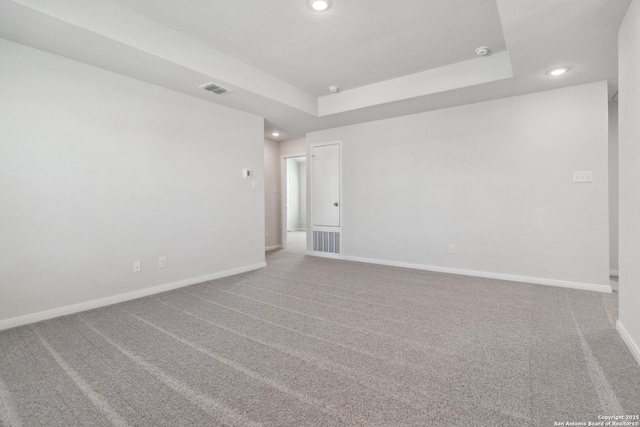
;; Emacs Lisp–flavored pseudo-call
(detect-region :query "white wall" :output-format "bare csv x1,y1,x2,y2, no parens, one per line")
280,138,306,158
264,138,280,248
618,0,640,363
609,102,619,273
307,82,609,288
0,39,265,325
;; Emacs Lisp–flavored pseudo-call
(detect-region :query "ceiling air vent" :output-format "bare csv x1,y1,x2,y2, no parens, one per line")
200,82,233,96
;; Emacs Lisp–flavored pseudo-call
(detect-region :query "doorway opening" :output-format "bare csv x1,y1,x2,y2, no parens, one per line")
283,156,307,253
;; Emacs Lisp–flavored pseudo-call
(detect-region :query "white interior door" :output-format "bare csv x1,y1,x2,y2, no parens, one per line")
312,144,340,227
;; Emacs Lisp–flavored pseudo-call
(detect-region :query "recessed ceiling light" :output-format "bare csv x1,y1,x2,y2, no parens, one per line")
546,66,570,76
271,131,281,137
309,0,329,11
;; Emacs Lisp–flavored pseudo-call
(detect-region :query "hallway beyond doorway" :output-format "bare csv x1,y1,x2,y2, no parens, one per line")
284,231,306,254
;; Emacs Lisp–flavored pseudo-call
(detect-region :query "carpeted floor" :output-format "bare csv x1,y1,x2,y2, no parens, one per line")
1,250,639,426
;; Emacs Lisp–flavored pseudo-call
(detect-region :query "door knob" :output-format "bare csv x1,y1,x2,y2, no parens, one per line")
334,202,339,206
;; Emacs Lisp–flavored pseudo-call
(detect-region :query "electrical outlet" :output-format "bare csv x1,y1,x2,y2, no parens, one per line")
353,237,358,245
159,256,167,268
448,244,455,254
252,180,259,189
133,260,141,272
573,171,593,183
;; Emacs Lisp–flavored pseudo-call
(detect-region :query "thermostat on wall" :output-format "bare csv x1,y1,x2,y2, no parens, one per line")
242,169,251,178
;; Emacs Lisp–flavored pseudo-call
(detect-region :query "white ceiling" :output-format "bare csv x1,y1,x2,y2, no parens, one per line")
0,0,631,140
109,0,508,96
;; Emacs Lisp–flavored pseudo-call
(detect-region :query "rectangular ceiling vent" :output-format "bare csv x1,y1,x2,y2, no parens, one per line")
200,82,233,96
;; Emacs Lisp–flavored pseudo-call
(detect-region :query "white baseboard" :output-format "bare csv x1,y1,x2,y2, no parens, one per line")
305,250,342,260
0,262,266,332
265,245,282,251
306,252,612,293
610,269,619,277
617,321,640,368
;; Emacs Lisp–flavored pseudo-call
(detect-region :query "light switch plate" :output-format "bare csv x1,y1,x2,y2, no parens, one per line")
573,171,593,183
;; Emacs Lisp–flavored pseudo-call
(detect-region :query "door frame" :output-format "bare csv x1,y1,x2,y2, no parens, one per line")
309,141,343,253
280,153,306,250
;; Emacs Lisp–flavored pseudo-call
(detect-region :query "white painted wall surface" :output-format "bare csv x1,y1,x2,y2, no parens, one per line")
264,139,280,248
608,102,619,273
307,82,609,287
280,138,306,159
618,0,640,364
0,39,265,324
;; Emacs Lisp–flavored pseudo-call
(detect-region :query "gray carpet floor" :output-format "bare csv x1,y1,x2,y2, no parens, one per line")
1,250,639,426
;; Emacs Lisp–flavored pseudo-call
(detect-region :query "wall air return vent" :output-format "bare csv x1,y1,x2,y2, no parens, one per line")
200,82,233,96
313,229,341,254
